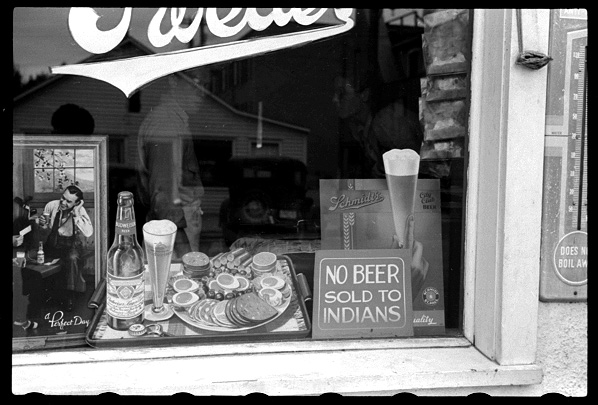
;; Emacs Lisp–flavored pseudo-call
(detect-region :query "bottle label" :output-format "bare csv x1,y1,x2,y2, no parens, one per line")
106,272,145,319
37,243,44,264
115,220,137,236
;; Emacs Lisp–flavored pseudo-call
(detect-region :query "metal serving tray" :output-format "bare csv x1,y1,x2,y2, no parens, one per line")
85,255,312,347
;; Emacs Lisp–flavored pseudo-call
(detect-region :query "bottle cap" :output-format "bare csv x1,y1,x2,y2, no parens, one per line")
146,324,163,334
117,191,135,206
146,324,164,337
128,324,147,336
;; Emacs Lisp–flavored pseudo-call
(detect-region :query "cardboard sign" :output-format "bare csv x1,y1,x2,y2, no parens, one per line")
320,178,445,335
312,249,413,339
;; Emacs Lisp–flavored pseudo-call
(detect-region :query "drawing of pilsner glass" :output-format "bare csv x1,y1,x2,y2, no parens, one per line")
143,219,177,321
383,149,420,249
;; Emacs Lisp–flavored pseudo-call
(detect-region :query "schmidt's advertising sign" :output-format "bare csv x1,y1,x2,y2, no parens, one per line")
51,8,355,97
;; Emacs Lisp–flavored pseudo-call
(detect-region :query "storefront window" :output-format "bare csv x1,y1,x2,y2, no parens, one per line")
13,8,469,349
13,9,557,395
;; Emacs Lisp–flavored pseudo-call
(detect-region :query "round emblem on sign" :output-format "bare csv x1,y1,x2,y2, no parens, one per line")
422,287,440,306
553,231,587,286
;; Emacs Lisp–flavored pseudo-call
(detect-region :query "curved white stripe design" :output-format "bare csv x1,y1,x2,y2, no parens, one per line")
51,21,354,98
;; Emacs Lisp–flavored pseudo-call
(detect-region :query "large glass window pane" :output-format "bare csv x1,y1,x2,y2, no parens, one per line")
13,8,469,346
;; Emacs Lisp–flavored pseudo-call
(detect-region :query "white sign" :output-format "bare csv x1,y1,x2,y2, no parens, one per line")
51,8,355,97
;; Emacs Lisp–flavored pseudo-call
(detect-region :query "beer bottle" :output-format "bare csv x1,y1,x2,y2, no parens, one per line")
36,241,44,264
106,191,145,330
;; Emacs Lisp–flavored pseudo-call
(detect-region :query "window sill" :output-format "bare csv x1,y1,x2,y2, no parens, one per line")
12,336,542,395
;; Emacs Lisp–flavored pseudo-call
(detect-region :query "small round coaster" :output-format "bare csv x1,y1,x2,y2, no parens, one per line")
144,303,174,322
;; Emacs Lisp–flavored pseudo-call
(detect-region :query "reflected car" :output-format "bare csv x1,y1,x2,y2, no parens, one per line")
219,157,318,246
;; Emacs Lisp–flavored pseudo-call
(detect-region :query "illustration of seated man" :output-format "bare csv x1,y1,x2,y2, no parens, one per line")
38,185,93,310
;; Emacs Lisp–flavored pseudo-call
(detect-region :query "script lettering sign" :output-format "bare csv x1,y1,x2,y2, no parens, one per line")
312,249,414,339
51,8,354,97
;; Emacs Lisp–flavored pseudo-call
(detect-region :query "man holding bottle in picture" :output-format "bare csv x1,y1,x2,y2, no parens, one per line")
38,185,93,311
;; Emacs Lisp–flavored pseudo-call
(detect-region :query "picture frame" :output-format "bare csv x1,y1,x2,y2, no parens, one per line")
12,135,108,351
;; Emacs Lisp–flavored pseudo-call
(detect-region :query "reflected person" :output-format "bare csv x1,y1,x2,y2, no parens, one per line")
333,76,424,178
137,75,204,258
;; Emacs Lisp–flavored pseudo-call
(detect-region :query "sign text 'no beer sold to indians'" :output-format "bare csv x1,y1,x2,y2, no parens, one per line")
51,8,355,97
313,249,414,339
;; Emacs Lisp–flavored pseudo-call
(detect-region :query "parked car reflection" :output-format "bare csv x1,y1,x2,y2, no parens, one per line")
219,157,319,246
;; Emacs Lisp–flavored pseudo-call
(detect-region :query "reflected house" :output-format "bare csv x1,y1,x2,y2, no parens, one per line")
203,11,426,179
12,34,310,239
13,13,425,239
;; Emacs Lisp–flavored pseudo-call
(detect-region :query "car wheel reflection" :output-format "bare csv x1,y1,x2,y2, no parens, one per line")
240,192,271,224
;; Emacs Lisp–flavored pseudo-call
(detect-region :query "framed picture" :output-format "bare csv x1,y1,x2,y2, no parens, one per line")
12,135,108,351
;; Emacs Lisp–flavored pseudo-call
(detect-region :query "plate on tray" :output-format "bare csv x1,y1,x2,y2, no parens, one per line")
173,272,292,332
174,293,290,332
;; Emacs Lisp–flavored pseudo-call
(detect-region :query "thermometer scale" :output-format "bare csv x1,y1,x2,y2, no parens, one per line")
568,41,587,233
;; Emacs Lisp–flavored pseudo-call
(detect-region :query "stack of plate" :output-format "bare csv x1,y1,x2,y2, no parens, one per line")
251,252,277,276
182,251,212,279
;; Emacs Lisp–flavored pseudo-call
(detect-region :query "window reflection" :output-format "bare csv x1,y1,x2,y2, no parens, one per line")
13,8,468,336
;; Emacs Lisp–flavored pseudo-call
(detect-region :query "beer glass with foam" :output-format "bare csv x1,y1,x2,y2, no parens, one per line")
143,219,177,321
383,149,420,249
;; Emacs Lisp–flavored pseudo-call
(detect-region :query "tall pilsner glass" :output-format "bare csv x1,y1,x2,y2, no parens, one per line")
383,149,420,249
143,219,177,321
